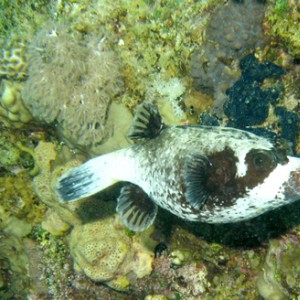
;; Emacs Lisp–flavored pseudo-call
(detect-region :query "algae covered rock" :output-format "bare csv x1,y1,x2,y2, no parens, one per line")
68,215,154,290
257,236,300,300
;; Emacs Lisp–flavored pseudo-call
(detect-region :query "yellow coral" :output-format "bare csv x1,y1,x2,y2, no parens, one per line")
68,214,154,290
0,80,32,128
0,41,28,80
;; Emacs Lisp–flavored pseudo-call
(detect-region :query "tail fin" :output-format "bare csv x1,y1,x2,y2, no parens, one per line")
55,156,118,203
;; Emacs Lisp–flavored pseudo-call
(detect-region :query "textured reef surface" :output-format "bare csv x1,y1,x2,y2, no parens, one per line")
1,0,300,299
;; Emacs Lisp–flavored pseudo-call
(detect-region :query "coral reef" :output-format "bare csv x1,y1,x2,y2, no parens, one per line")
223,54,285,127
1,0,300,299
32,141,155,290
191,0,269,116
69,215,154,290
22,22,124,151
0,80,32,128
0,40,28,80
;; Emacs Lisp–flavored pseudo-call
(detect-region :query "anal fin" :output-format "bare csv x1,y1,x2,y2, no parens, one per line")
116,184,158,232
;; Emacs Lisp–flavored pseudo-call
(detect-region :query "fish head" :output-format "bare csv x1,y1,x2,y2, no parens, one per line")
186,131,300,222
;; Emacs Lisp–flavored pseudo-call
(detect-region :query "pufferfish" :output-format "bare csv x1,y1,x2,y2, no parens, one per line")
56,102,300,232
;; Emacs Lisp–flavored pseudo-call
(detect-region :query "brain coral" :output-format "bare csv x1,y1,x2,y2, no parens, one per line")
191,0,269,116
0,80,32,128
22,22,124,149
0,40,28,80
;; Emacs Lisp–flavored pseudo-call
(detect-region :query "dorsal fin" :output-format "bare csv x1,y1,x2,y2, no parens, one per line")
128,102,164,141
183,154,212,210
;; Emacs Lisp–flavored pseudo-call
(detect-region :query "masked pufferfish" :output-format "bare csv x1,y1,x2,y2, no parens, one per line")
56,102,300,232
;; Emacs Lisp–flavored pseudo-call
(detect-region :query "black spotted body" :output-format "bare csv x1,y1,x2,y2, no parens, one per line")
56,103,300,231
122,125,292,223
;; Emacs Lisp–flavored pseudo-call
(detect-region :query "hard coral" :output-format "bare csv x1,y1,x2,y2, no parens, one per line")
0,40,28,80
0,80,32,128
68,216,154,290
22,22,124,150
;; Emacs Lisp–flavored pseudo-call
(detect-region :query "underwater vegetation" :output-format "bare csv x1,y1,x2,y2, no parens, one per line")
0,0,300,299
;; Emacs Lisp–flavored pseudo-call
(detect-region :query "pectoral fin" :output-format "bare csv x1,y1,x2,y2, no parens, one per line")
183,154,212,210
116,184,158,232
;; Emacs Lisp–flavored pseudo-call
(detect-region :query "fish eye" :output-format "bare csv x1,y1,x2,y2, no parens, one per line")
248,150,277,172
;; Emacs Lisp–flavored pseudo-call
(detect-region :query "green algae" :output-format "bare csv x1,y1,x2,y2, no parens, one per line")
266,0,300,56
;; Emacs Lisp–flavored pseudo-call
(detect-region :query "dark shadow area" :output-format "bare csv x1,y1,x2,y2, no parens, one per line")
76,182,127,223
76,181,300,249
163,199,300,248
